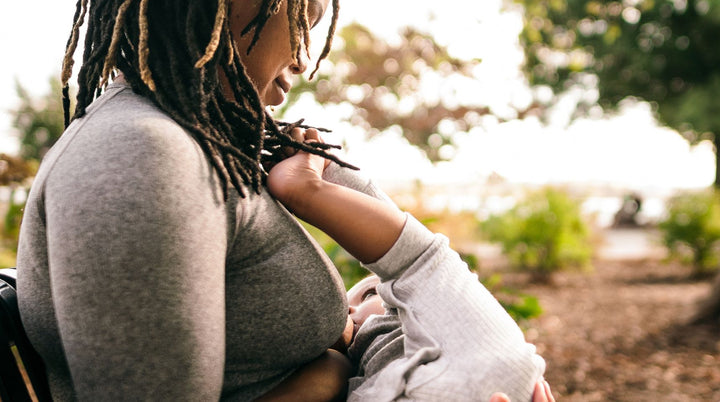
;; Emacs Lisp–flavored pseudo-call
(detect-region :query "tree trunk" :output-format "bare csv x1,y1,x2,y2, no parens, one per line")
694,269,720,324
695,135,720,323
715,134,720,188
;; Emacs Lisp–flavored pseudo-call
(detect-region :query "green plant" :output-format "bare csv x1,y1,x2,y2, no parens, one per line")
659,190,720,277
481,187,593,280
480,272,543,323
300,222,367,289
0,154,36,267
0,192,26,267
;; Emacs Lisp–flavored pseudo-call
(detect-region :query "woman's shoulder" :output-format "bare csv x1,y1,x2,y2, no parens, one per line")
88,84,193,148
40,84,225,201
58,84,203,164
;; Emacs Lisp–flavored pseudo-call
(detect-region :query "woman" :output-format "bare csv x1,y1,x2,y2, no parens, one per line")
17,0,547,400
17,0,353,400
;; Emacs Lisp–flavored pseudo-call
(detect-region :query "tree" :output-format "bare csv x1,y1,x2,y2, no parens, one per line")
515,0,720,322
12,76,67,162
0,77,67,266
516,0,720,181
285,23,499,161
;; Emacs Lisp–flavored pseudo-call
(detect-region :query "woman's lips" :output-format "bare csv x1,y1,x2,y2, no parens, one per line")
275,78,291,94
267,80,290,106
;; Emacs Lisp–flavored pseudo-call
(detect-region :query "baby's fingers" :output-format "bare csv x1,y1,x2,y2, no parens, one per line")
532,380,555,402
283,127,306,157
303,128,323,143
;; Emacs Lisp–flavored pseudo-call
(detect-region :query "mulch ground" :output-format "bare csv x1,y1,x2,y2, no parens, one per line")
496,258,720,402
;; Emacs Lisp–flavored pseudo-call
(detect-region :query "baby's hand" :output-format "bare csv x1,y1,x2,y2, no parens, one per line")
489,380,555,402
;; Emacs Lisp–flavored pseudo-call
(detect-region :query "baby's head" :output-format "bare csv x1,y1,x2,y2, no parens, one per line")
348,275,385,331
334,275,385,352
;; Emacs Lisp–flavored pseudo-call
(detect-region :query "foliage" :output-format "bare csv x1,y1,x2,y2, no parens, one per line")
481,187,593,279
0,154,36,187
12,77,68,162
0,143,41,268
0,185,29,267
515,0,720,184
465,254,544,322
285,23,494,162
659,190,720,276
0,77,67,267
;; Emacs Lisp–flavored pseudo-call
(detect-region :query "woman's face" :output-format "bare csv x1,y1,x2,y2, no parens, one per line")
229,0,331,106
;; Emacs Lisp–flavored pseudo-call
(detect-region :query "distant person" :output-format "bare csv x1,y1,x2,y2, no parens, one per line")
613,193,643,227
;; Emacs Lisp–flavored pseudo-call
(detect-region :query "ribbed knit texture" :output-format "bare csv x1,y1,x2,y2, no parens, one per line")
325,165,545,402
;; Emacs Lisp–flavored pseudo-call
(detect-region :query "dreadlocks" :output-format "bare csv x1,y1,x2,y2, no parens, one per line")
60,0,352,199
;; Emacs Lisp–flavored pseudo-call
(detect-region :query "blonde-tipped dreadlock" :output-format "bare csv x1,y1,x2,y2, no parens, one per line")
60,0,354,199
99,0,134,87
195,0,229,69
137,0,156,91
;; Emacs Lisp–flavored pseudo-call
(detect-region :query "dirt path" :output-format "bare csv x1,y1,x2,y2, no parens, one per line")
501,258,720,401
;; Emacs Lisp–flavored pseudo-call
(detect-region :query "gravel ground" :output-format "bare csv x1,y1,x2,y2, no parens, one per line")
501,258,720,401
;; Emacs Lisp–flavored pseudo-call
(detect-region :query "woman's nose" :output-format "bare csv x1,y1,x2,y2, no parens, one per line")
290,50,309,74
348,305,356,315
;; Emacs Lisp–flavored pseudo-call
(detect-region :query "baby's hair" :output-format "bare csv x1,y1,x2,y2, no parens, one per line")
60,0,352,198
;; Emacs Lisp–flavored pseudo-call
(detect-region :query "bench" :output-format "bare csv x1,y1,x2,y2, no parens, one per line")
0,267,52,401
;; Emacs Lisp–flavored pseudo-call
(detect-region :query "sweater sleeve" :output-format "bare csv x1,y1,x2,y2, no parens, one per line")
352,215,546,402
322,162,399,207
40,106,227,401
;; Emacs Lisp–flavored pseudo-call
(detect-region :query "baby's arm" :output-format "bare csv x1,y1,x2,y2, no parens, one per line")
268,130,545,401
267,133,405,264
361,215,545,401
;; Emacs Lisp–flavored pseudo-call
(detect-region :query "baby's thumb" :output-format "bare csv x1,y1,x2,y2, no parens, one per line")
489,392,511,402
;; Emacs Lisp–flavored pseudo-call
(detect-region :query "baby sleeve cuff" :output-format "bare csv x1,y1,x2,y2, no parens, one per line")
364,213,436,280
322,162,371,193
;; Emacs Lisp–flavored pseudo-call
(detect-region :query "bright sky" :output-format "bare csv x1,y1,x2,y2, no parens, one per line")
0,0,714,192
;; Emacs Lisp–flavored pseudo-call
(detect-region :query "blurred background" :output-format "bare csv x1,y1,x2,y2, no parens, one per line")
1,0,719,400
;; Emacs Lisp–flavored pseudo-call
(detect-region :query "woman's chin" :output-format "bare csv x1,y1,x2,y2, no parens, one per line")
263,87,287,108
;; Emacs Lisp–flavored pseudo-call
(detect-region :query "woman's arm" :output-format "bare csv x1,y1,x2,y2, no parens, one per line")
43,116,227,400
255,349,353,402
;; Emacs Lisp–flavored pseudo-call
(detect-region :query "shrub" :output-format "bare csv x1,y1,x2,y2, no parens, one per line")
659,190,720,277
481,187,593,280
458,252,541,322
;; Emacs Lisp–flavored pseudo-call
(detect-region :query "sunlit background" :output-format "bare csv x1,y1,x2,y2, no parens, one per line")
1,2,719,400
0,0,715,228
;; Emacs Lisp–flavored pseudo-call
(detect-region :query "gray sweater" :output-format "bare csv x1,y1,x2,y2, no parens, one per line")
16,83,348,401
